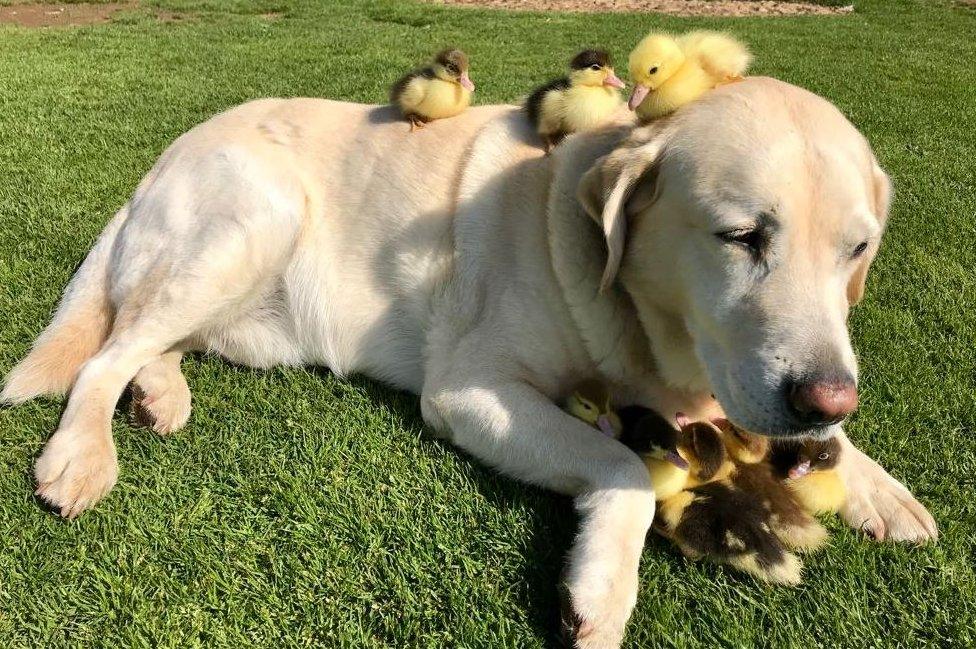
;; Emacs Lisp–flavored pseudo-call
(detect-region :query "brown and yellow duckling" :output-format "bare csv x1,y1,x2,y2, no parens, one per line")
770,436,846,515
712,418,829,552
637,414,805,585
525,49,625,153
390,48,475,131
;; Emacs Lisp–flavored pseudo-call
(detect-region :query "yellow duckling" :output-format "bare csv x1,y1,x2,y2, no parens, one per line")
627,411,692,501
564,379,622,438
390,48,475,131
525,49,625,153
627,31,752,122
771,436,847,515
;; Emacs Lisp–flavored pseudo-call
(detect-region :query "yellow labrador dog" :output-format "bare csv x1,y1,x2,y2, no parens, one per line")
2,77,936,647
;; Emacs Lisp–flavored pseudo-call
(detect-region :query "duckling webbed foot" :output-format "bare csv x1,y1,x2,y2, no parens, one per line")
408,115,426,132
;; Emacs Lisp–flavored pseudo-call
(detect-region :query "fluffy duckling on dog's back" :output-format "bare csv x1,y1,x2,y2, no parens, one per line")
525,49,625,152
390,48,475,130
627,30,751,122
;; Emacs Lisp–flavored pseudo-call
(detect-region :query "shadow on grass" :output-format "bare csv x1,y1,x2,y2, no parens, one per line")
321,370,577,647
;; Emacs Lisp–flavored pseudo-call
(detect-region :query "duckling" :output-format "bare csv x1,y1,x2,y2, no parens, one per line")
627,30,751,122
619,409,731,498
652,415,804,585
713,419,828,552
525,49,625,153
390,48,475,131
771,436,846,515
706,416,769,465
564,379,622,438
618,409,691,500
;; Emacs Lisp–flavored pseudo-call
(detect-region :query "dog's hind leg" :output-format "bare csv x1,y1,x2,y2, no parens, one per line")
130,351,191,435
32,147,307,517
35,254,295,518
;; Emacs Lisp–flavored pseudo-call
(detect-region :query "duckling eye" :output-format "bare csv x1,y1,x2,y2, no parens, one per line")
818,452,830,461
589,64,601,71
582,403,594,411
852,241,868,258
649,66,659,74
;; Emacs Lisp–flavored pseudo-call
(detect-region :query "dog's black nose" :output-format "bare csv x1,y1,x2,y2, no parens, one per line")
785,375,857,426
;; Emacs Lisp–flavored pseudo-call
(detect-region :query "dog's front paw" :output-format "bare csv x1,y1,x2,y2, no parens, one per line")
35,427,118,519
559,468,654,647
841,449,937,543
558,554,639,649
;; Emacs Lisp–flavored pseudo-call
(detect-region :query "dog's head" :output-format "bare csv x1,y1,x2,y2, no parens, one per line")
578,78,891,436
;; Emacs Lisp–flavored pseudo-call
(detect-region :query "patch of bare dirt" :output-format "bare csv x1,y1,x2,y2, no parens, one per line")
432,0,854,16
0,2,128,27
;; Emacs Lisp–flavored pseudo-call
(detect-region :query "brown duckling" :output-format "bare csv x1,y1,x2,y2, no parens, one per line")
654,415,804,585
713,418,828,552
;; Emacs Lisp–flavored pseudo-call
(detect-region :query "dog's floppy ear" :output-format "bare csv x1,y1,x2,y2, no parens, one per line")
577,132,669,292
848,160,893,305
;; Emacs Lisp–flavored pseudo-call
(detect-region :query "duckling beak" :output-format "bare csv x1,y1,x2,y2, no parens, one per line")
596,414,615,437
603,72,625,89
628,83,650,111
664,450,689,470
459,72,475,92
788,460,811,479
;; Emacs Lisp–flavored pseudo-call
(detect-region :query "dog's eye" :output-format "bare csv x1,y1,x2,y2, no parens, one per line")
717,228,764,253
649,66,659,74
852,241,868,258
818,452,830,461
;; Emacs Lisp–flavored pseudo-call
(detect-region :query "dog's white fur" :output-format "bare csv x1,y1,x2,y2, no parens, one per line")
2,78,936,647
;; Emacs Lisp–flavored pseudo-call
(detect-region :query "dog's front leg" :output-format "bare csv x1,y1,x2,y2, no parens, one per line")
836,430,937,542
424,379,654,649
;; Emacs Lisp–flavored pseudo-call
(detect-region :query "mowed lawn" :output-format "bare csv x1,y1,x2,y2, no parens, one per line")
0,0,974,646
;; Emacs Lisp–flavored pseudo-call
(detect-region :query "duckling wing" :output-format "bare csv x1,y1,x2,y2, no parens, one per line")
525,77,570,130
679,31,752,81
390,67,435,112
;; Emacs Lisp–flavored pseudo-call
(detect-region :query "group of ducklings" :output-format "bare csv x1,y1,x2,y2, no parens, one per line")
390,31,752,149
567,380,846,585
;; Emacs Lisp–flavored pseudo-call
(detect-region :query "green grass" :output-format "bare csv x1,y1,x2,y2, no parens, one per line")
0,0,974,646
